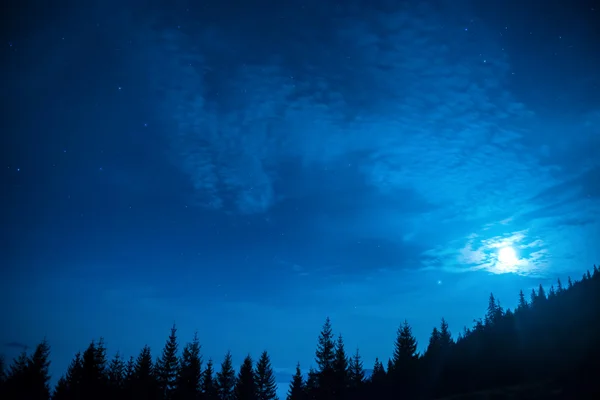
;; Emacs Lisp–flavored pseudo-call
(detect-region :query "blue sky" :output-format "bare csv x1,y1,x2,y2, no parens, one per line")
2,0,599,395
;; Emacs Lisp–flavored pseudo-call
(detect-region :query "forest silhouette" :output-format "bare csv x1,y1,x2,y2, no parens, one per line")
2,266,600,400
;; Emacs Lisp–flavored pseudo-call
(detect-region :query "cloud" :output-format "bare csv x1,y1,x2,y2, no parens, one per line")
138,1,599,275
4,341,29,351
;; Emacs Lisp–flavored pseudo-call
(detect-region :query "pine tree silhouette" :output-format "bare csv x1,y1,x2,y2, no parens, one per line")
5,351,29,398
27,339,52,400
157,324,180,400
255,351,277,400
485,293,503,325
315,317,335,372
202,359,218,400
557,278,564,293
426,327,441,355
107,352,125,400
439,318,453,349
305,367,318,398
529,288,537,305
123,355,135,398
132,345,159,400
234,355,256,400
370,358,385,383
517,289,528,310
348,349,365,390
52,351,83,400
175,332,203,400
80,339,109,400
332,335,349,399
314,317,336,400
392,320,418,368
537,284,546,301
216,352,236,400
287,363,306,400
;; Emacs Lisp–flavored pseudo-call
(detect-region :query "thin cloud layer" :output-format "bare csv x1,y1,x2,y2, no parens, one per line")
138,1,599,276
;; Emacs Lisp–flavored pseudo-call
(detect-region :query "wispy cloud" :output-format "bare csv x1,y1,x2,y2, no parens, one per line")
139,1,599,276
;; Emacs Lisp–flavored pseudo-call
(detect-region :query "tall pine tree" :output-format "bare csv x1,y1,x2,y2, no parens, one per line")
287,363,305,400
517,290,528,310
255,351,278,400
234,355,256,400
348,349,365,389
315,317,335,372
392,320,418,370
80,339,109,400
53,351,84,400
333,335,349,399
132,345,159,400
4,351,29,398
216,351,236,400
315,317,336,400
175,332,203,400
156,324,180,400
28,339,52,400
107,352,125,400
202,359,218,400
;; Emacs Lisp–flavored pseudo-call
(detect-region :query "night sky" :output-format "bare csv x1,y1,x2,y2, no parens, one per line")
2,0,599,395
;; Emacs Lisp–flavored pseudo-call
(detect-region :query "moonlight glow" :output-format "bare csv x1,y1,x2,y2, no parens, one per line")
498,246,518,266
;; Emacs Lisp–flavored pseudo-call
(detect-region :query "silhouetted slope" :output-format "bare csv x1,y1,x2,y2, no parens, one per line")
1,266,599,400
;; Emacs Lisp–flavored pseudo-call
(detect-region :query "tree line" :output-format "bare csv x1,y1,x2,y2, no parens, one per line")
1,265,600,399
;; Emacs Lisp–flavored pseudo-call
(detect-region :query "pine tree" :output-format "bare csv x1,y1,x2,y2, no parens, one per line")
234,355,256,400
52,352,83,400
557,278,564,293
80,339,109,400
175,332,203,400
586,270,592,280
107,352,125,399
202,359,218,400
370,359,385,384
485,293,503,325
132,345,159,400
530,288,537,305
4,351,29,397
255,351,278,400
332,335,349,399
548,285,556,298
315,317,336,372
348,349,365,389
392,320,418,368
123,355,135,398
305,367,318,397
439,318,453,348
28,339,52,400
593,265,599,277
426,327,441,356
517,290,528,310
568,276,573,289
315,317,336,399
537,284,546,301
216,352,236,400
157,324,180,400
287,363,306,400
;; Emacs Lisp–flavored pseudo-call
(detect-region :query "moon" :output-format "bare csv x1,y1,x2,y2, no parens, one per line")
498,246,518,265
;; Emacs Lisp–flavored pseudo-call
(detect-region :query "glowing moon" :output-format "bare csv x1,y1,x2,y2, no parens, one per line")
498,246,518,265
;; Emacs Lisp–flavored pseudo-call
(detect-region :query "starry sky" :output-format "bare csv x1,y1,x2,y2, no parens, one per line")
2,0,600,394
